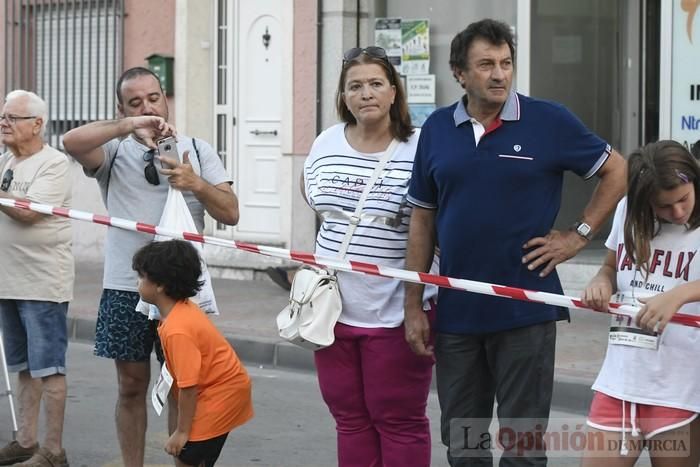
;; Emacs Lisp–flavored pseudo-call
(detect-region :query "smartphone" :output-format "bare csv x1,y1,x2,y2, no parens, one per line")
156,136,179,165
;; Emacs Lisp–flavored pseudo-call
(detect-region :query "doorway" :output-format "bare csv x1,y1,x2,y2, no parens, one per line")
530,0,659,238
213,0,292,244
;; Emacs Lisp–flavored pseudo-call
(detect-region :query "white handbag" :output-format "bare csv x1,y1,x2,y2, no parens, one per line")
276,267,341,350
276,139,400,350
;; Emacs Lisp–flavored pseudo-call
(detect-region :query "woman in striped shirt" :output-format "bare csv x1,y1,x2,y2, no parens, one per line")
302,46,438,467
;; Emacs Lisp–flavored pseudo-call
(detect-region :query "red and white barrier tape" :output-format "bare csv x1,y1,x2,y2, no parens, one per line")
3,197,700,329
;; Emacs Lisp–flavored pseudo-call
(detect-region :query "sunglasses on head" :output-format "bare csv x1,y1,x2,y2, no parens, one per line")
143,149,160,186
1,169,13,192
343,46,388,64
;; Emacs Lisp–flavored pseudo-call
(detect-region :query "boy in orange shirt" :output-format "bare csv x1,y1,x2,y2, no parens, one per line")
132,240,253,467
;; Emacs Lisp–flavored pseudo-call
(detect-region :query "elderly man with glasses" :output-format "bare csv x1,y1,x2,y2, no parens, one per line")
0,90,73,467
62,66,238,467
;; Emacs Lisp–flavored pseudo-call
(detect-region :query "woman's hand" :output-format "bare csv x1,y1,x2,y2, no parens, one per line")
581,275,614,312
636,289,685,333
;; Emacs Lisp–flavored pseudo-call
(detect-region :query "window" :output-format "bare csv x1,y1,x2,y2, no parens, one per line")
4,0,123,149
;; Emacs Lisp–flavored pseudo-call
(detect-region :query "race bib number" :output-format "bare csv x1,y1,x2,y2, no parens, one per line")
151,363,174,416
609,322,659,350
608,293,659,350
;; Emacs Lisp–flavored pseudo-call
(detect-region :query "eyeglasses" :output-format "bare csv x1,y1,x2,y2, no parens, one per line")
0,115,37,125
343,46,388,64
143,149,160,186
1,169,13,192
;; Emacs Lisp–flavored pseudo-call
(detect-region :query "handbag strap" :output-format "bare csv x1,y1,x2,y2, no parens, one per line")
336,138,400,259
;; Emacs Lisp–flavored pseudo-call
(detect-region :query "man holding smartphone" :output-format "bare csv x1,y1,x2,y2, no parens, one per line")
63,67,239,467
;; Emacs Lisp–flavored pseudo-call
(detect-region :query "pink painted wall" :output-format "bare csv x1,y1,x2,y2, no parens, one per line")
123,0,176,120
293,0,318,154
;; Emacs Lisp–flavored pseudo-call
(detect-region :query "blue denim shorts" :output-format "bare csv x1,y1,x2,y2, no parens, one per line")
94,289,162,362
0,300,69,378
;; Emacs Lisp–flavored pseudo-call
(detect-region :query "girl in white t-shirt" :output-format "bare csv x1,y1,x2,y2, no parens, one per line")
581,140,700,465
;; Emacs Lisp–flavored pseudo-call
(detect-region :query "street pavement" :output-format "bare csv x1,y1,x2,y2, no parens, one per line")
0,342,655,466
1,254,657,464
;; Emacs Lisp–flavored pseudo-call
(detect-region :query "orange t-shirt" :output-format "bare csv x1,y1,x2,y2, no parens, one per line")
158,300,253,441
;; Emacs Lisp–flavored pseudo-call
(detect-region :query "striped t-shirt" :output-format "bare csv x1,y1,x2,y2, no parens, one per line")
303,123,436,328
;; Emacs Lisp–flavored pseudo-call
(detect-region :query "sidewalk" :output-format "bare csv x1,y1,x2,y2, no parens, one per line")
68,261,608,414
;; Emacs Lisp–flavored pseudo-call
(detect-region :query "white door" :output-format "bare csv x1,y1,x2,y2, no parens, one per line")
233,0,290,243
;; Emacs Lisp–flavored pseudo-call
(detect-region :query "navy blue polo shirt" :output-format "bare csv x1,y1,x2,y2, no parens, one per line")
407,92,611,334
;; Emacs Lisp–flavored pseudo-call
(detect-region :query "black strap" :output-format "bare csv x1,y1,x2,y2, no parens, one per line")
106,138,202,199
191,137,201,166
104,139,123,204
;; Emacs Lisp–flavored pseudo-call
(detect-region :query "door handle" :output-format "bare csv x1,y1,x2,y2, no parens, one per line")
249,129,278,136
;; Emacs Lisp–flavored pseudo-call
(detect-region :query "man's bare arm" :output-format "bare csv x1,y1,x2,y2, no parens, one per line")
404,206,437,356
571,149,628,238
158,151,239,226
193,182,239,226
63,116,174,170
522,149,627,276
0,191,45,224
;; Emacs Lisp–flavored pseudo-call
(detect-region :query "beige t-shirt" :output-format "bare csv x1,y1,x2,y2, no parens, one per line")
0,145,74,302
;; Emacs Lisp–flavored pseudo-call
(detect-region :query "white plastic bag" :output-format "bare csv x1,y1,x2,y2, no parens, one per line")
136,187,219,319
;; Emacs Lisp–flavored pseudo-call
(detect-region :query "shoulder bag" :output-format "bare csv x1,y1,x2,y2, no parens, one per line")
276,139,400,350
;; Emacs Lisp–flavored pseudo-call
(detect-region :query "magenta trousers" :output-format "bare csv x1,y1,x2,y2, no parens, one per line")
314,318,435,467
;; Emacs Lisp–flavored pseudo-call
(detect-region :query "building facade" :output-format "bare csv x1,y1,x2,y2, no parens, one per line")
1,0,697,270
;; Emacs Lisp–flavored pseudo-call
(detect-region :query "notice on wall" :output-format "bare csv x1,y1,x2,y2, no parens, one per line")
375,18,403,72
375,17,434,125
401,19,430,75
671,2,700,150
406,75,436,103
409,104,436,127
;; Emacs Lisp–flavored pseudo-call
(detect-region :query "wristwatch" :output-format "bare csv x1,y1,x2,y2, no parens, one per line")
571,221,593,241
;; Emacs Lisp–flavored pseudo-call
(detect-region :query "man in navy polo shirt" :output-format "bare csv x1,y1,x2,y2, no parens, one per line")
404,19,627,466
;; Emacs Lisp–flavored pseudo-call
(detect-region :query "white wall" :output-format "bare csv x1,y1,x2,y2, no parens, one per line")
70,161,106,263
